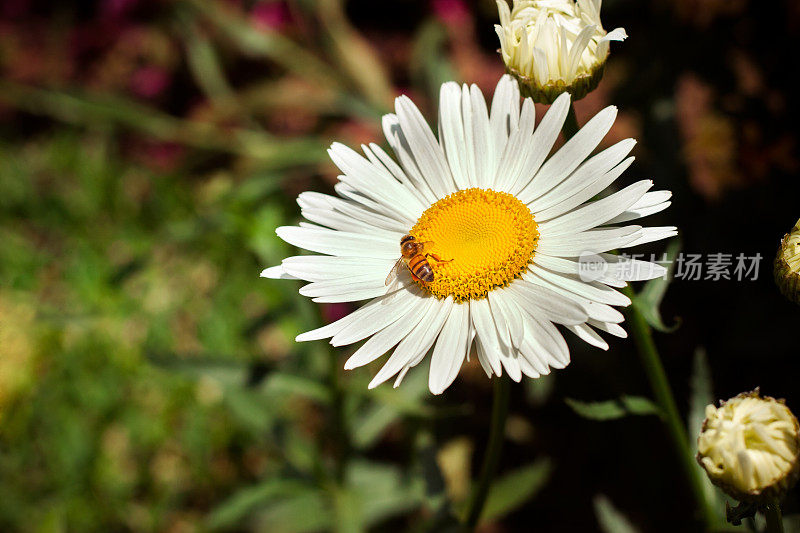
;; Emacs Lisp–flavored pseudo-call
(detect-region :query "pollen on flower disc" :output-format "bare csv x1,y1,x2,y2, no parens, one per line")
411,188,538,302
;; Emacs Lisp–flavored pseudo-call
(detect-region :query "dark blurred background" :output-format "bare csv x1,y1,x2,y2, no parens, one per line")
1,0,799,531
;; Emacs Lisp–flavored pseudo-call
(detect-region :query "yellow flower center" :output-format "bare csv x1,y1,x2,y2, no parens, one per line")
411,188,538,302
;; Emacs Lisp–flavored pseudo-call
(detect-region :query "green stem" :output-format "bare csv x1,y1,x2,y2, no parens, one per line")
0,81,327,169
328,347,349,483
623,286,716,529
763,498,784,533
562,104,580,140
464,375,511,530
561,102,715,529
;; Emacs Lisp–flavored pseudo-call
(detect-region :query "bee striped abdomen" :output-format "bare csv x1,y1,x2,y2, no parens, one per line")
408,255,434,282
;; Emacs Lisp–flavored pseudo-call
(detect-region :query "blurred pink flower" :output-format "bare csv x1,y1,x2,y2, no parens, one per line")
131,140,185,173
1,0,31,19
321,303,352,324
432,0,469,26
252,1,290,32
129,66,170,99
101,0,140,19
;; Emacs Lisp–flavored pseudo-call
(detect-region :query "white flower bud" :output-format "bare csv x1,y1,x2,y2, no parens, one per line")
495,0,627,103
774,218,800,305
697,390,800,502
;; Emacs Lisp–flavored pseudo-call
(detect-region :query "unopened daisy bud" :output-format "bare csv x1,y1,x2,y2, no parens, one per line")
774,218,800,304
697,390,800,503
495,0,627,103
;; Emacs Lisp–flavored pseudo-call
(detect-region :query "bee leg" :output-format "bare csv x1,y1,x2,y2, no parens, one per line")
426,253,453,264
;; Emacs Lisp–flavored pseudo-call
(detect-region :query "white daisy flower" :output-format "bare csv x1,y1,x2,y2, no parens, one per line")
262,75,675,395
496,0,627,103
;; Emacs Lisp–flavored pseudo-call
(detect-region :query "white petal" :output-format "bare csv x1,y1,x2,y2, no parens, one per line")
529,139,636,216
296,290,409,342
535,225,642,256
368,297,448,388
260,265,298,280
311,287,390,303
605,199,672,224
506,280,589,325
487,292,523,382
470,298,503,376
364,143,432,209
589,319,627,338
599,253,668,282
475,338,499,378
538,180,653,236
600,27,628,42
333,181,416,227
295,287,420,344
494,99,537,192
526,266,631,307
344,292,432,369
508,92,571,195
468,84,496,188
566,24,595,78
299,191,409,234
395,95,455,198
282,256,393,282
438,82,470,191
622,226,678,248
489,74,521,157
276,226,397,259
521,314,570,368
519,105,618,203
382,114,438,204
328,143,423,222
566,323,609,350
429,301,471,394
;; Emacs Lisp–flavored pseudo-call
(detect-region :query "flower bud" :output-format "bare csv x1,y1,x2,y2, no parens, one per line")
495,0,627,104
697,390,800,502
774,218,800,304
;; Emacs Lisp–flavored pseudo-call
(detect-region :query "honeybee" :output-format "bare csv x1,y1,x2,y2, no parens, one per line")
385,234,451,288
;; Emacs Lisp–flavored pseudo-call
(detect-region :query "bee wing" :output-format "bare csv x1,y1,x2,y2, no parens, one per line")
383,259,413,304
385,258,404,287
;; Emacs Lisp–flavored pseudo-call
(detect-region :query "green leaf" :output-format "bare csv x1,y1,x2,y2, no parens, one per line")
261,372,331,404
145,354,249,386
594,495,640,533
410,20,459,99
525,372,555,407
565,396,661,421
689,348,726,523
254,489,334,533
781,514,800,533
479,459,553,524
349,460,426,527
688,347,713,442
631,239,681,332
351,367,429,449
185,0,340,90
207,479,320,531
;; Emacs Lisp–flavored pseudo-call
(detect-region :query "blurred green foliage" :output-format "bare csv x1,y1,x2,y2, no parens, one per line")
0,128,307,530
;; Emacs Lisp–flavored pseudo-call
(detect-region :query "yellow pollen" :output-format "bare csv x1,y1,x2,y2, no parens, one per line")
411,188,539,302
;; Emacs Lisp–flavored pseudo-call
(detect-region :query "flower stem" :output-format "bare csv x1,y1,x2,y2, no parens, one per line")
328,347,349,483
560,102,715,529
464,375,511,530
563,103,580,139
622,286,717,530
763,498,784,533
